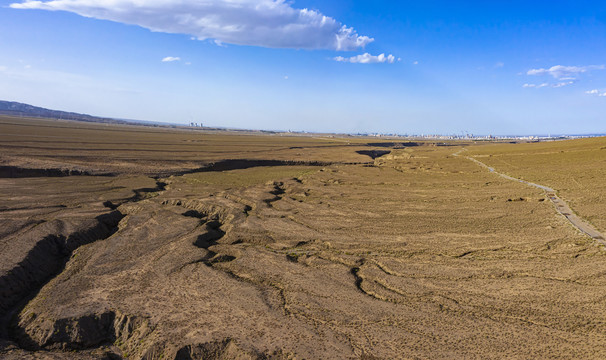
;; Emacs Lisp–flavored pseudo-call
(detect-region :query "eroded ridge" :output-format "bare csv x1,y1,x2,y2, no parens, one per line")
0,211,124,319
4,178,310,358
455,150,606,246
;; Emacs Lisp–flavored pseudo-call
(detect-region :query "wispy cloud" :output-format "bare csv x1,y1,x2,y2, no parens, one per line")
523,81,575,88
586,89,606,96
553,81,574,88
0,64,89,83
527,65,605,79
161,56,181,62
10,0,373,51
523,83,549,88
0,64,141,94
334,53,398,64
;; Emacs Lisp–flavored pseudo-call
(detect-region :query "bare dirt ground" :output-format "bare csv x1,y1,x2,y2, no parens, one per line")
2,117,606,359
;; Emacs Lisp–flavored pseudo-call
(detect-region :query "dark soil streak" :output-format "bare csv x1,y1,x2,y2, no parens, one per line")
172,159,366,176
264,182,286,207
356,150,391,159
0,166,114,178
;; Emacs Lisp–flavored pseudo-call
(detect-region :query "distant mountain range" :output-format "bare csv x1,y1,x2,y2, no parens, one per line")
0,100,133,125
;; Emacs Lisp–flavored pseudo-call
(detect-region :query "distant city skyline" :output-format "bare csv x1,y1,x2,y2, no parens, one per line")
1,0,606,135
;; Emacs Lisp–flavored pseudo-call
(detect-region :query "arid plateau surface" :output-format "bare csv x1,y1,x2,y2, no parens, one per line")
1,117,606,359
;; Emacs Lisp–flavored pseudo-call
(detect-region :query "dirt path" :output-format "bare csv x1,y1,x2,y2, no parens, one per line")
455,150,606,246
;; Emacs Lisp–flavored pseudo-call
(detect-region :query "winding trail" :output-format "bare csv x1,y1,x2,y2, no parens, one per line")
454,149,606,246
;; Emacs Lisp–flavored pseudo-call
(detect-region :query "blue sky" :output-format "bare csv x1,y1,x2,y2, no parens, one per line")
1,0,605,135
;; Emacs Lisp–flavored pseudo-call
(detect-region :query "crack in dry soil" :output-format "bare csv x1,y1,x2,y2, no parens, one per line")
170,159,367,177
0,165,114,178
0,159,368,179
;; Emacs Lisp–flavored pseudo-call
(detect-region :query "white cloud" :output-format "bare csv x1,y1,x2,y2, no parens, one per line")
527,65,605,79
161,56,181,62
586,89,606,96
413,61,419,65
523,81,574,89
495,62,504,68
523,83,548,88
10,0,373,51
214,40,227,48
553,81,574,88
334,53,397,64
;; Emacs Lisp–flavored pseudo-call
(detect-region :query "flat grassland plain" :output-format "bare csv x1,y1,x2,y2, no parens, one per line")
1,116,606,359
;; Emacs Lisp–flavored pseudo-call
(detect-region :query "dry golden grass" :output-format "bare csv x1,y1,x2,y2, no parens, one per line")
468,137,606,233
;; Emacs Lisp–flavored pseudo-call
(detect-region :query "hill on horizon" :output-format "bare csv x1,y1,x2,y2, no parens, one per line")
0,100,132,125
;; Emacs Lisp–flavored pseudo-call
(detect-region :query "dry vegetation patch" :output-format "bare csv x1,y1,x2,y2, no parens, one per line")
468,137,606,234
